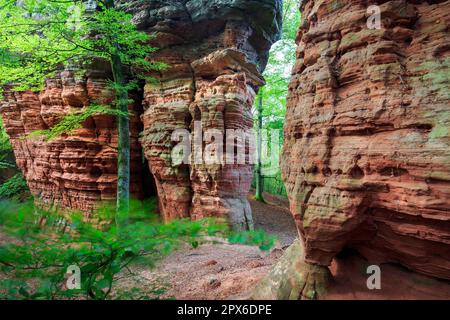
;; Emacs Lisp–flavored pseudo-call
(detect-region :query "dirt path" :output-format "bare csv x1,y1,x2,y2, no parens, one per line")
131,193,297,300
250,192,297,247
139,192,450,300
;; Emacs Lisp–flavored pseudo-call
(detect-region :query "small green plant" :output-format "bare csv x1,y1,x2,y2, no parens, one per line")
229,229,277,251
0,154,14,170
0,173,28,199
27,104,129,142
0,117,11,153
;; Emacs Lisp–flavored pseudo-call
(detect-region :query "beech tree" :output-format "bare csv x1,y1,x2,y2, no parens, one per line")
0,0,164,226
254,89,265,202
253,0,300,199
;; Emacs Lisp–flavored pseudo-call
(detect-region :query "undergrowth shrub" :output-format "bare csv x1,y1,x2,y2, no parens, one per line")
0,117,29,199
0,173,28,199
0,199,276,300
0,117,11,153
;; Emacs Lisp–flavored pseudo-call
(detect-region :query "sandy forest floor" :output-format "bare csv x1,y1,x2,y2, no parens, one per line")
130,192,450,300
130,193,298,300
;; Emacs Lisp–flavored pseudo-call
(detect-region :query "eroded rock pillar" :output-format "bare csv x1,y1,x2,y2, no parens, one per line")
138,1,282,228
255,0,450,299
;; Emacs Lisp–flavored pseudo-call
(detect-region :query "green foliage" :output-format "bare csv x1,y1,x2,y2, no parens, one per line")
0,0,165,143
0,0,165,94
0,116,14,172
253,1,300,198
258,0,301,131
229,230,277,251
0,159,13,170
80,5,167,78
281,0,302,41
0,117,12,153
252,171,287,198
0,199,276,300
0,174,28,199
28,104,128,141
0,153,14,170
0,199,223,299
0,1,83,94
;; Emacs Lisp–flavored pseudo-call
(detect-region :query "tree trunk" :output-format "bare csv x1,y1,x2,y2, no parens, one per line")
111,55,130,227
106,0,130,227
255,90,265,202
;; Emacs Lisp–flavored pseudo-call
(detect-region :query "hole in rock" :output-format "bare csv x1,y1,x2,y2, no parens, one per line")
294,132,303,139
90,167,102,178
349,166,364,179
140,157,157,200
409,123,433,131
322,167,332,177
336,247,360,259
308,166,319,174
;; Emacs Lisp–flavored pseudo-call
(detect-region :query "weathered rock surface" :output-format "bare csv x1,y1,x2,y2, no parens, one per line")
1,1,282,228
132,0,282,226
0,64,145,213
252,239,331,300
252,238,450,300
281,0,450,288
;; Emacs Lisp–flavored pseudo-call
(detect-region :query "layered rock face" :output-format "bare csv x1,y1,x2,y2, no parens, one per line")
282,0,450,283
0,63,144,213
1,1,282,228
130,0,282,227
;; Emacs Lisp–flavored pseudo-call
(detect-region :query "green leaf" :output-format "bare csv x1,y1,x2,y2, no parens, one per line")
191,240,199,249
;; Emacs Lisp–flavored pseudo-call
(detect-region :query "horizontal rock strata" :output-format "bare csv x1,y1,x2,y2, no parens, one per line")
282,0,450,280
1,63,144,213
132,0,282,227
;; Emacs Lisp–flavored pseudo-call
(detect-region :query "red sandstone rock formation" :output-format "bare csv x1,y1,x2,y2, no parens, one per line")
1,1,282,229
254,0,450,299
132,0,282,228
0,63,144,213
